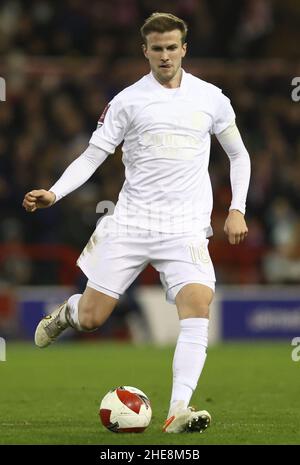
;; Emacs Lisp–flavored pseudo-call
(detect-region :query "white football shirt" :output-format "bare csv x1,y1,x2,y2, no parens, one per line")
90,69,236,234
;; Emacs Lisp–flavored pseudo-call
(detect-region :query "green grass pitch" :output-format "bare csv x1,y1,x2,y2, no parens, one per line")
0,341,299,445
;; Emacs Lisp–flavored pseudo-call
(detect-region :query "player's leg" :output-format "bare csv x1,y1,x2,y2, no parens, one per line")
35,217,149,348
163,283,213,433
152,233,215,432
34,284,119,348
68,285,119,330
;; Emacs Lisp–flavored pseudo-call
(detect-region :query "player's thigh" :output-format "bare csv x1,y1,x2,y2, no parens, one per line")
77,217,149,298
152,233,215,313
79,285,118,324
175,283,214,320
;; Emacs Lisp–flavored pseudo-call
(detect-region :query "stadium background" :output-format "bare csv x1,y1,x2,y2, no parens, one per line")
0,0,300,445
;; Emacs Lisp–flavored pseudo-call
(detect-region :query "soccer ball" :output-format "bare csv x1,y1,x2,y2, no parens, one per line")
99,385,152,433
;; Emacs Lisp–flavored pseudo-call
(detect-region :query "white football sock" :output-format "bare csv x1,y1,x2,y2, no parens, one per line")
168,317,209,417
65,294,85,331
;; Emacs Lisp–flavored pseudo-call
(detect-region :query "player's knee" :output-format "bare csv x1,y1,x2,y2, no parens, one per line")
180,305,210,319
176,284,213,319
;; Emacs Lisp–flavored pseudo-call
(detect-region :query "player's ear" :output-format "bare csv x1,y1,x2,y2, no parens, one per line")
142,43,148,59
182,42,187,58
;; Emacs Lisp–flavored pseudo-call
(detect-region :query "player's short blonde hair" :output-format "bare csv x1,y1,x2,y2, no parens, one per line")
140,12,188,45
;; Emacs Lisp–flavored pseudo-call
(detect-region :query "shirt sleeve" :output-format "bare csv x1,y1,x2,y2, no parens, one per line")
89,97,129,153
215,122,251,214
211,91,236,135
50,144,109,203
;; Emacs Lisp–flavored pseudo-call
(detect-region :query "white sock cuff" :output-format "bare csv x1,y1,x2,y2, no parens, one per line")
67,294,82,330
178,317,209,346
180,317,209,330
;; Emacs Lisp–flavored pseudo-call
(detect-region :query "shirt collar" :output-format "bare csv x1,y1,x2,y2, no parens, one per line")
148,68,188,97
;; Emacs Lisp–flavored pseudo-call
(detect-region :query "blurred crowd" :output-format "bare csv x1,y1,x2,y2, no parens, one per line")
0,0,300,59
0,0,300,287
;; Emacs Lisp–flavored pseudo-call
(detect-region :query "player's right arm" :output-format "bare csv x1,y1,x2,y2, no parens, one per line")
22,144,109,212
23,96,129,213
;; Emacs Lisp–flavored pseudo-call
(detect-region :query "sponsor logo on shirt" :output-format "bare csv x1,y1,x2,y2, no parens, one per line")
140,132,201,160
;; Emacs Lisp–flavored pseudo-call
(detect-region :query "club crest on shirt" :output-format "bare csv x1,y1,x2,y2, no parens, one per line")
97,103,110,128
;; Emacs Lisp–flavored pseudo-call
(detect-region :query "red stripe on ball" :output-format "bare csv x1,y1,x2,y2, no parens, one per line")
99,408,112,427
116,388,143,414
118,427,146,433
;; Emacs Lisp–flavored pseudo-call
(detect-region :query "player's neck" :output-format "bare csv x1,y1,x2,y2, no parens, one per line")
154,68,183,89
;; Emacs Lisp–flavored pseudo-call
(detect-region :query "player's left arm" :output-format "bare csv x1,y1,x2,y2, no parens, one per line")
216,121,251,245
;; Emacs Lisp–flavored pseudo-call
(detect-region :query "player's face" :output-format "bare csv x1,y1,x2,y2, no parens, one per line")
143,30,187,88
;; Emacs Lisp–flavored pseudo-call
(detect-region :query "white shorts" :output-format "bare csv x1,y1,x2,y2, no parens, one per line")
77,216,215,304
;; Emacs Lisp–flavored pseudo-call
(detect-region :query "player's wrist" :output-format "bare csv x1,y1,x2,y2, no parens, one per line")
228,209,244,216
49,191,57,205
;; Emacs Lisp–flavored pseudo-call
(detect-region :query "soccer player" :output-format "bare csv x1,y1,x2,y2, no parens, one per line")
23,13,250,433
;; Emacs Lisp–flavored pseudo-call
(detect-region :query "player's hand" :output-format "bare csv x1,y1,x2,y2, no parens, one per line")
22,189,56,213
224,209,248,245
